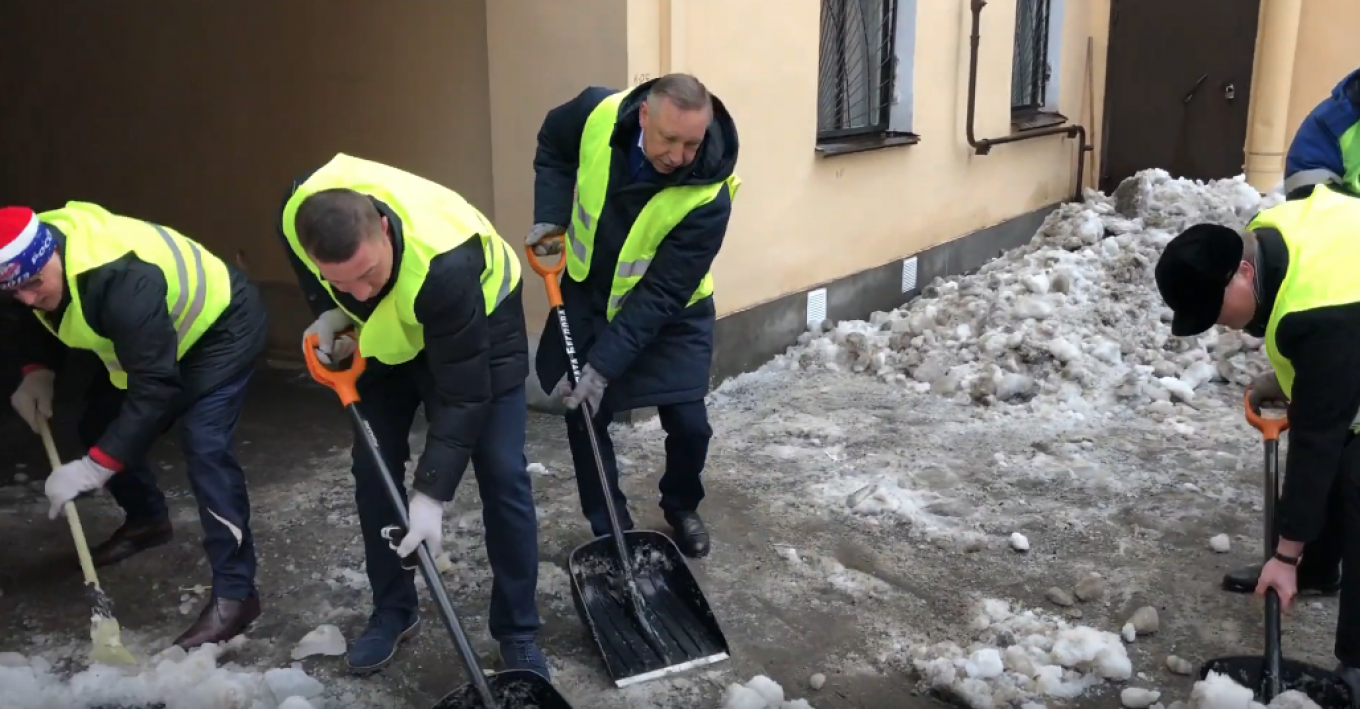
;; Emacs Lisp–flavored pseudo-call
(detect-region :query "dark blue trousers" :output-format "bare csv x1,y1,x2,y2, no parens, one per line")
352,362,541,641
91,368,258,599
565,399,711,537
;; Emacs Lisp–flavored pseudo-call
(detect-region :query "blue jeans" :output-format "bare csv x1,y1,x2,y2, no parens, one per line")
351,361,541,641
98,368,258,598
565,398,711,537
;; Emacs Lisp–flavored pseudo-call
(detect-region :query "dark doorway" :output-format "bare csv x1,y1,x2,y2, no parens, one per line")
1099,0,1260,192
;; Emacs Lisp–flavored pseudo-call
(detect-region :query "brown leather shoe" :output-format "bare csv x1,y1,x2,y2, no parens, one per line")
172,595,261,650
91,517,174,567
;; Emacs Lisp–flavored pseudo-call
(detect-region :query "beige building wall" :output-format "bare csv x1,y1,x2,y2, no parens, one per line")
486,0,630,341
623,0,1110,318
0,1,495,354
1284,0,1360,151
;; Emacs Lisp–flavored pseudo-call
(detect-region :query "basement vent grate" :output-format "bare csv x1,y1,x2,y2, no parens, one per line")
902,256,918,293
806,288,828,329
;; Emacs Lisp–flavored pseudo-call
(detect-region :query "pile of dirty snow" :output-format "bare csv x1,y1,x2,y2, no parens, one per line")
0,637,324,709
721,675,818,708
906,598,1131,708
772,170,1281,414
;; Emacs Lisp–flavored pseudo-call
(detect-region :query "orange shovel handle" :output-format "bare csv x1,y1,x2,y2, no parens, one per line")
524,238,566,310
303,331,365,407
1244,388,1289,441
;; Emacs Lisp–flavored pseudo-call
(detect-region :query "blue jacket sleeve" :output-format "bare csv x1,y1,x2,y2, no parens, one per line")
1283,69,1360,198
1285,109,1346,197
587,187,732,381
533,86,616,227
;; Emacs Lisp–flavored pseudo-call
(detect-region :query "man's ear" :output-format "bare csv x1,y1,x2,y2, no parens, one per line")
1238,258,1256,281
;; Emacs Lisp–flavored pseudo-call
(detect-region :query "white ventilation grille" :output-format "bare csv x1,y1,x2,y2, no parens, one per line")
806,288,828,328
902,256,918,293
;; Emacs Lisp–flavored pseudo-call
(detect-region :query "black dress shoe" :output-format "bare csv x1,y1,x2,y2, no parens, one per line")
664,510,710,558
91,517,173,567
1221,563,1341,594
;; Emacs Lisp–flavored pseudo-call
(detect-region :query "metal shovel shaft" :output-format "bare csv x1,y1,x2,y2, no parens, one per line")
551,305,671,664
1262,437,1282,701
347,404,501,709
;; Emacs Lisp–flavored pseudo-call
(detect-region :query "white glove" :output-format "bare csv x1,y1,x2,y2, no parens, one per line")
394,491,444,559
10,368,55,433
45,456,116,520
526,223,566,256
304,309,357,365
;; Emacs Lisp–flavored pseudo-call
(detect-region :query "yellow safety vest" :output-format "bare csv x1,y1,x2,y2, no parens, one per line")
35,202,233,389
280,153,521,366
1250,184,1360,399
564,89,741,320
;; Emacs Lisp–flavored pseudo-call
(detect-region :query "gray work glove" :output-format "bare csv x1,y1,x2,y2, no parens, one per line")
10,368,55,433
1248,371,1287,414
558,365,607,413
526,223,566,256
304,308,357,365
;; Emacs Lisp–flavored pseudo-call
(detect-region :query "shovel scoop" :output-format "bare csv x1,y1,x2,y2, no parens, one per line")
1197,390,1354,707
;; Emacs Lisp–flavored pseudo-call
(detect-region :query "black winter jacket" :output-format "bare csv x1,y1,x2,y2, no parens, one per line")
531,80,740,410
279,175,529,502
1248,227,1360,544
18,224,267,468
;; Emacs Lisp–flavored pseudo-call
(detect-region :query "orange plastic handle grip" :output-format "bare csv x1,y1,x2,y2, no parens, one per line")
524,237,566,310
1244,388,1289,441
303,331,365,407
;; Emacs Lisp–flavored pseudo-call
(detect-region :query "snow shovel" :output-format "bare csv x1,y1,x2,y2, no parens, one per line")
1197,389,1354,707
34,418,139,668
303,334,574,709
526,238,730,688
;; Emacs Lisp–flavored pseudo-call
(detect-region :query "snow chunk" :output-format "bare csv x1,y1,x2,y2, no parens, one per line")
1209,534,1231,553
909,598,1132,708
721,674,818,708
290,623,347,660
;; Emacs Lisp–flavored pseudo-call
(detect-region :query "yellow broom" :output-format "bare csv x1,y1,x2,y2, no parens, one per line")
36,419,138,667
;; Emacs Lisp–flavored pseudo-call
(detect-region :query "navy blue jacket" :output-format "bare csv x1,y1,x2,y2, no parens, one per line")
1284,67,1360,199
531,80,739,410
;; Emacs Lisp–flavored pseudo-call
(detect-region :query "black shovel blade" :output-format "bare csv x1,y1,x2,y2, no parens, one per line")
1200,656,1354,708
568,529,730,687
431,669,574,709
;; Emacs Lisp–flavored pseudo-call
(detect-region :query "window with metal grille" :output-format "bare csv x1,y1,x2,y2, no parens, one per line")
817,0,898,141
1011,0,1051,113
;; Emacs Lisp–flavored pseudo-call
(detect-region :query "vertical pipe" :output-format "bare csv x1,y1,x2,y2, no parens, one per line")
1243,0,1302,192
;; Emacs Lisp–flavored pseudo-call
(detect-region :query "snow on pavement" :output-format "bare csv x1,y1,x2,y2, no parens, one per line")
614,170,1291,708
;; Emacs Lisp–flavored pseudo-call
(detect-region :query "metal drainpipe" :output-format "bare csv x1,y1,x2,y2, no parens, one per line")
966,0,1094,201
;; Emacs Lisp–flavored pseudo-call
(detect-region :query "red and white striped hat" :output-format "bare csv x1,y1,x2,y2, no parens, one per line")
0,207,56,289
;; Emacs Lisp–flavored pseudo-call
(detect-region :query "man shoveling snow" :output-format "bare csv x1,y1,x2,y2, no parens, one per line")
1155,182,1360,698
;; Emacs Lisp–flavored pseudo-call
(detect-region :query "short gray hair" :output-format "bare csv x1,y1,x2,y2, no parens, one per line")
647,73,712,113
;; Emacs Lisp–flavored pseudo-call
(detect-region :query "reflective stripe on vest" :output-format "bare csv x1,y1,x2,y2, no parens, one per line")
566,89,741,321
35,201,232,390
1250,184,1360,426
280,153,521,365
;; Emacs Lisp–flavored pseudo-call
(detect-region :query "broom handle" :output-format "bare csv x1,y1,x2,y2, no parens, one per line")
37,420,105,591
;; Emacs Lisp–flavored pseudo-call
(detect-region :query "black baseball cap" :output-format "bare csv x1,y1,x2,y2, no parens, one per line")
1154,223,1244,336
